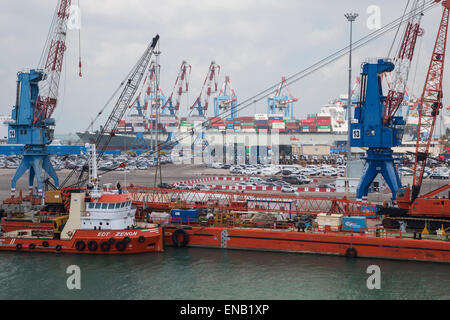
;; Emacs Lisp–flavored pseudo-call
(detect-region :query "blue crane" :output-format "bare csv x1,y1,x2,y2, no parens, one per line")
350,58,405,201
7,0,72,198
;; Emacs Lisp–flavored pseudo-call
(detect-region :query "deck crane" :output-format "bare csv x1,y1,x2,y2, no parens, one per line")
60,34,160,188
389,1,450,231
213,76,238,119
350,0,427,201
267,77,298,118
160,61,191,148
189,61,220,149
7,0,72,198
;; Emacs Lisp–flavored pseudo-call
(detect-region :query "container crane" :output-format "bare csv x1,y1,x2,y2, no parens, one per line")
189,61,220,117
7,0,72,198
213,76,238,119
189,61,220,149
267,77,298,118
161,61,191,148
130,62,166,152
60,34,160,188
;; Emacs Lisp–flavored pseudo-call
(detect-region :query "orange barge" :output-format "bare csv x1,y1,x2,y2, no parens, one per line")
162,220,450,263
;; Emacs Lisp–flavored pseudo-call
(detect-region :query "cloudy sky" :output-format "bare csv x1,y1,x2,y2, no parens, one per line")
0,0,448,135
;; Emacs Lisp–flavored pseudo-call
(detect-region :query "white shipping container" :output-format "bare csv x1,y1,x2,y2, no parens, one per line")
254,114,268,120
271,122,286,129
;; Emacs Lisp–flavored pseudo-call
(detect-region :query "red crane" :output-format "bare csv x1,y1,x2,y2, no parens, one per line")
411,1,450,201
162,61,192,113
391,1,450,232
189,61,220,116
34,0,72,124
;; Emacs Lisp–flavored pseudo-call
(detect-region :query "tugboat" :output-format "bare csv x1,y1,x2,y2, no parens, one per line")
0,144,163,254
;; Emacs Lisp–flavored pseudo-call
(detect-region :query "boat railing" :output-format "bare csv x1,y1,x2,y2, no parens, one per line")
148,216,406,239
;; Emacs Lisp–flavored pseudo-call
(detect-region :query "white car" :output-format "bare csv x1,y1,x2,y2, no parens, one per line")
248,177,263,184
175,183,193,190
194,184,210,190
244,168,258,175
281,185,297,193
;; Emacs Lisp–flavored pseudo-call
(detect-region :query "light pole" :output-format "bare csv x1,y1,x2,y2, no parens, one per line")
345,12,358,169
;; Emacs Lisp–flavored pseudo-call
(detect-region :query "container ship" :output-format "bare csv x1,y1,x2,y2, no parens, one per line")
76,95,351,151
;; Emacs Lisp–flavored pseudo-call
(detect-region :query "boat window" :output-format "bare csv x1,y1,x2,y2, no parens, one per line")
102,203,108,209
115,203,121,209
88,203,94,209
108,203,115,209
95,203,101,209
121,202,125,208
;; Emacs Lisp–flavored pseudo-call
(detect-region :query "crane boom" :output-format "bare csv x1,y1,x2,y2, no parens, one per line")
61,34,160,188
411,3,450,202
382,0,425,124
34,0,72,124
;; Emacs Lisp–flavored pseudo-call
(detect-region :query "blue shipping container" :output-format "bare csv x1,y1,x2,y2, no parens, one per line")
171,209,199,224
342,217,367,232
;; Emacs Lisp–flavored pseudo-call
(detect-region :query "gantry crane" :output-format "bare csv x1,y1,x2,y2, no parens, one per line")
161,61,191,148
189,61,220,149
129,61,166,152
213,76,238,119
267,77,298,118
8,0,72,198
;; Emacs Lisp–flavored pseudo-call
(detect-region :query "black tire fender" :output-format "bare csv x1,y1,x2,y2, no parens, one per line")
42,241,49,247
16,243,22,250
55,245,62,252
88,240,98,251
29,243,36,250
100,241,110,252
75,240,86,251
345,247,357,258
138,236,145,243
115,241,126,252
172,228,189,248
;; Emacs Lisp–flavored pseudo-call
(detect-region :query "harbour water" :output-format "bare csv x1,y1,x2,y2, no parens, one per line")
0,247,449,300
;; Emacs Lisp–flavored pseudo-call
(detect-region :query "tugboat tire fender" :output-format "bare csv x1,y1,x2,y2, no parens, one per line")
75,240,86,251
88,240,98,251
100,241,110,252
115,241,126,251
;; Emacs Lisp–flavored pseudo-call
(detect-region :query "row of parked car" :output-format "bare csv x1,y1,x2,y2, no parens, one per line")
209,163,346,178
0,153,173,172
399,166,449,179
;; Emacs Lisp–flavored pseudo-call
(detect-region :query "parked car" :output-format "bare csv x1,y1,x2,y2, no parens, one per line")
194,184,210,190
282,176,303,185
157,183,172,189
175,183,192,190
281,185,297,193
